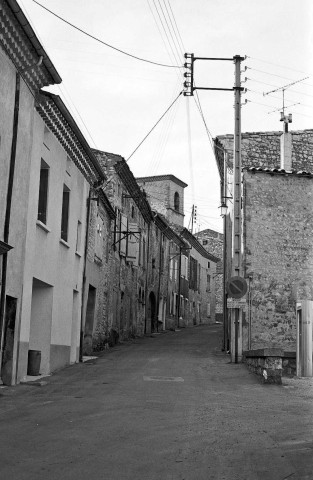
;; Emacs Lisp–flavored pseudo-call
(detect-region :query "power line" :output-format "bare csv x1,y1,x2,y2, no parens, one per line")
166,0,186,53
156,0,182,64
146,0,180,77
126,90,183,161
247,55,313,76
32,0,182,69
246,67,313,88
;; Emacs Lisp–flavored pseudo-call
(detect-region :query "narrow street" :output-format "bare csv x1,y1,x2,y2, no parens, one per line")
1,324,313,480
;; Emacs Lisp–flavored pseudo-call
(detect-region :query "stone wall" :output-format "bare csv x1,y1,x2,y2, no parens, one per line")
136,177,186,227
196,229,224,321
217,130,313,171
243,170,313,351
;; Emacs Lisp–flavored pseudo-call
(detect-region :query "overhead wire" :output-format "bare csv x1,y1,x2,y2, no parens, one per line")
166,0,186,53
155,0,182,63
148,86,181,176
32,0,182,69
144,0,186,174
126,90,183,162
246,55,313,76
246,67,313,88
146,0,181,77
150,0,181,69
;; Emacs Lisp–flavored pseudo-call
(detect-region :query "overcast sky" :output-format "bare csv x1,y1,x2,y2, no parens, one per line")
20,0,313,233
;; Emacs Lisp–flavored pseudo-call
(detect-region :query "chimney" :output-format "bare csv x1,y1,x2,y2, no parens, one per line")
280,132,292,170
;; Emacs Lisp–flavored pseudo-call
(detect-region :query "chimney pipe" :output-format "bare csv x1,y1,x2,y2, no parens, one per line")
280,132,292,170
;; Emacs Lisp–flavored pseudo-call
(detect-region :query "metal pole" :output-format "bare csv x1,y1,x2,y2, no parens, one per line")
232,55,243,278
232,55,244,363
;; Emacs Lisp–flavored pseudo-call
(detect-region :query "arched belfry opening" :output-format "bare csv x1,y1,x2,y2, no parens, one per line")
174,192,180,212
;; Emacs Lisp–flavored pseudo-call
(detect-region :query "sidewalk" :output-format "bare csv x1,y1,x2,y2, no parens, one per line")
1,324,313,480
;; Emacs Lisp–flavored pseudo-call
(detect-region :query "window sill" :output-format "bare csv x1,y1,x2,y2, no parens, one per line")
59,238,70,248
36,220,51,233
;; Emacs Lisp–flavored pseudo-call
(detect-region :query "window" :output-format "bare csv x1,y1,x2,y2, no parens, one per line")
61,185,70,242
37,159,49,224
66,156,71,176
95,216,104,259
76,220,82,252
207,274,211,292
169,258,173,279
174,192,180,211
43,126,50,149
181,255,188,279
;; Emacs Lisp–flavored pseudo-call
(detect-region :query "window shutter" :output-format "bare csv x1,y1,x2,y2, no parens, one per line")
120,214,128,256
127,223,139,266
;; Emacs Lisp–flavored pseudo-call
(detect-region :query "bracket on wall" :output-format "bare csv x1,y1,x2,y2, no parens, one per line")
111,230,141,247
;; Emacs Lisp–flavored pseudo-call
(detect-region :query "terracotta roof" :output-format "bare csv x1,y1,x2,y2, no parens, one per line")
93,150,153,224
36,92,105,184
153,213,186,247
1,0,61,88
171,227,220,263
245,166,313,177
136,174,188,189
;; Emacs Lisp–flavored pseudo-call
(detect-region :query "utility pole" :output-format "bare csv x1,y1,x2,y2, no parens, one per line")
183,53,245,363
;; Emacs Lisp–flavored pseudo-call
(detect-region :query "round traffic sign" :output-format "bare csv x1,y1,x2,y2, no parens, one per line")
227,276,247,299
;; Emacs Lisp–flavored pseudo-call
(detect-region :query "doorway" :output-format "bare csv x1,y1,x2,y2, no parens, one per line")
83,285,96,355
1,295,17,385
29,278,53,375
148,291,156,333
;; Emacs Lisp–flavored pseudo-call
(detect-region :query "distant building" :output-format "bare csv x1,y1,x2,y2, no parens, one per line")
137,174,220,324
136,175,187,227
196,229,224,322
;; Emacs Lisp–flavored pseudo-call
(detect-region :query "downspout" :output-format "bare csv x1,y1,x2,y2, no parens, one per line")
144,222,150,333
156,233,163,333
223,214,228,352
177,246,182,328
79,190,92,362
0,73,20,377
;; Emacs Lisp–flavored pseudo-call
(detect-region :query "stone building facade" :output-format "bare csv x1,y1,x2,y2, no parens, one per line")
214,129,313,361
196,229,224,322
136,175,187,227
93,150,154,341
136,174,220,325
242,168,313,351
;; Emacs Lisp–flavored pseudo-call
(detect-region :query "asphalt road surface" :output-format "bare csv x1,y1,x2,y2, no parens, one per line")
1,324,313,480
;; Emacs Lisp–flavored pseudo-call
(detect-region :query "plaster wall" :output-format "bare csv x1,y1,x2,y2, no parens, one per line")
18,112,89,381
0,47,35,384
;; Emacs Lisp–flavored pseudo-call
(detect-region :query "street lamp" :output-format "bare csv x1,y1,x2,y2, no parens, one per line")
219,202,228,217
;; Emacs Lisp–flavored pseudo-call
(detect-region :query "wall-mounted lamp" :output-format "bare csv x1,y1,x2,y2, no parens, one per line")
219,202,228,217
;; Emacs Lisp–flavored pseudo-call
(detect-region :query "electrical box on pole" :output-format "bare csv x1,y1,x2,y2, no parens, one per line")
183,53,194,96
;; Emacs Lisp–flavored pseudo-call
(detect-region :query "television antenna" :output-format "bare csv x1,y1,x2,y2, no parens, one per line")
263,76,308,131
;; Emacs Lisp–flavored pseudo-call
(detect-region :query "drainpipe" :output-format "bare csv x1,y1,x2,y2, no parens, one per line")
177,246,182,328
144,222,150,333
79,190,92,362
0,73,20,377
223,214,228,352
156,233,163,333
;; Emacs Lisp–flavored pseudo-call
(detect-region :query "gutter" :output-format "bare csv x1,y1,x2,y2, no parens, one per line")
40,92,105,182
6,0,62,84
